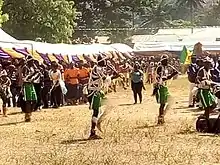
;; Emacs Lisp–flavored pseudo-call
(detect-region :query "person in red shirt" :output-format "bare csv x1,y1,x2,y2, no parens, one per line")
78,62,90,103
64,62,79,105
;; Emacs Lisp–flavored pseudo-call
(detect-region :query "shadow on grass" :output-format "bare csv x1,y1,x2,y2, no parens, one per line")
135,124,160,130
181,111,191,114
175,106,189,110
118,103,135,107
177,130,196,135
187,108,204,112
61,137,102,144
0,121,24,127
8,111,23,116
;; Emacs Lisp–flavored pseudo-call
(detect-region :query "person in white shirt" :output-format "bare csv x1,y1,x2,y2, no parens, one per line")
49,62,62,108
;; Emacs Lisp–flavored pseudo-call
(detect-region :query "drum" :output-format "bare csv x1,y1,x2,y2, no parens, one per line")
196,114,220,133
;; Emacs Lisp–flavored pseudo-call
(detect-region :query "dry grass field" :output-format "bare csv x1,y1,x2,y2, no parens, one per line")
1,77,220,165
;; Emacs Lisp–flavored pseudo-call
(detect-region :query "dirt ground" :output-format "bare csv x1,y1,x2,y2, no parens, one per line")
0,77,220,165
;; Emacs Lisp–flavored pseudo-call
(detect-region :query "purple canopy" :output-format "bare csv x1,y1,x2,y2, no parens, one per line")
0,49,10,58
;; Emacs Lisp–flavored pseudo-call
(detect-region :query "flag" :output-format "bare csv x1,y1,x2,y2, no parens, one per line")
180,46,192,64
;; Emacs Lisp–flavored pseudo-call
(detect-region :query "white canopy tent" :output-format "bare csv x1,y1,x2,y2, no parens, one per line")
134,41,220,52
0,28,134,61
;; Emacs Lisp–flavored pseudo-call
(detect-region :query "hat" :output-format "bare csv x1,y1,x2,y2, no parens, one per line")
160,54,168,62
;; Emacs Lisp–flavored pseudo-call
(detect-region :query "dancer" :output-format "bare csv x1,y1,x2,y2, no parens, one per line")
197,57,216,120
87,54,118,139
20,57,38,122
130,62,144,104
153,55,179,125
0,71,11,116
212,57,220,110
187,56,199,107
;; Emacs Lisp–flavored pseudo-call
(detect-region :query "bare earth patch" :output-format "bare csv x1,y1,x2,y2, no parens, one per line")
1,77,220,165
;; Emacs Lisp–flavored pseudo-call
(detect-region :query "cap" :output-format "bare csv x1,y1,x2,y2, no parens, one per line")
160,54,168,62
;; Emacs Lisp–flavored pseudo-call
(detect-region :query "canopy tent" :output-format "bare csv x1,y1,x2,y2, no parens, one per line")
0,29,17,42
133,27,220,57
0,29,134,63
133,41,220,53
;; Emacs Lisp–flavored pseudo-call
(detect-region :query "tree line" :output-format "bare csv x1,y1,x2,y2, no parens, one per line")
0,0,219,44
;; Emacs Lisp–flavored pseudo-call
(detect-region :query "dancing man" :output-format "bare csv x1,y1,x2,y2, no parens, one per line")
0,70,11,116
20,57,38,122
153,55,179,125
87,54,118,139
197,57,216,120
187,56,199,108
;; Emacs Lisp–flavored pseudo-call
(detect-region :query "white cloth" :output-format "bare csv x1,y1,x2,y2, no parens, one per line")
189,83,197,106
88,65,106,92
49,69,62,86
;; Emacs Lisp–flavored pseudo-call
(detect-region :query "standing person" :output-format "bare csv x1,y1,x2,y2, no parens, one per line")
32,60,43,111
41,64,52,109
187,56,199,108
130,62,144,104
0,71,11,116
49,62,62,108
121,62,131,89
147,62,155,84
153,55,178,125
7,65,17,107
78,62,89,104
87,54,118,139
212,58,220,110
20,57,38,122
16,59,25,107
64,62,79,105
197,57,216,120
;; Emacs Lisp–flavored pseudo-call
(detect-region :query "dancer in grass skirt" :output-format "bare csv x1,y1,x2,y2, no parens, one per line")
153,55,179,125
87,54,118,139
197,57,217,120
20,57,38,122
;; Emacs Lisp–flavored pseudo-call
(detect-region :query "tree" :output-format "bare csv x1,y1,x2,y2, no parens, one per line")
2,0,76,43
176,0,205,27
0,0,8,27
139,0,173,28
74,0,133,42
196,1,220,26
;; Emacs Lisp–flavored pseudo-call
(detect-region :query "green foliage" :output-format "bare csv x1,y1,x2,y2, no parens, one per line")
2,0,76,43
139,0,173,28
171,19,194,28
176,0,206,9
1,0,220,44
0,0,8,27
197,2,220,26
